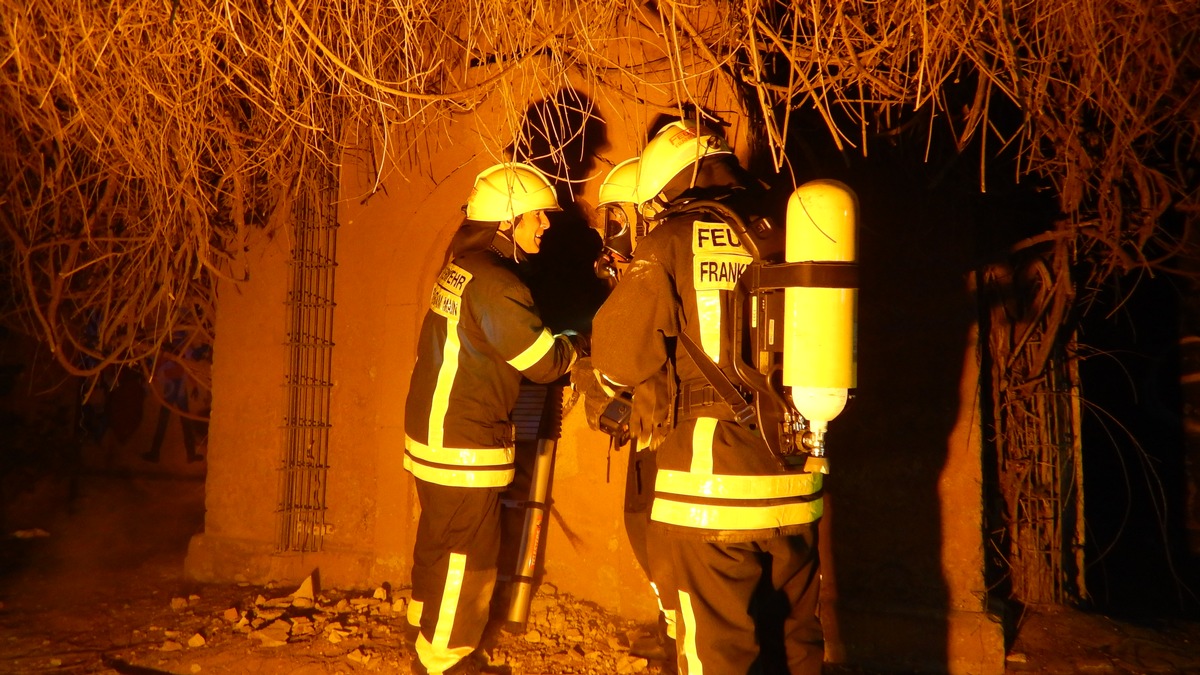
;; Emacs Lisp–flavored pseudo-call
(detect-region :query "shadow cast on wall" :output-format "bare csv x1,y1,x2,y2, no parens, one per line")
775,106,995,670
496,86,612,611
508,87,611,336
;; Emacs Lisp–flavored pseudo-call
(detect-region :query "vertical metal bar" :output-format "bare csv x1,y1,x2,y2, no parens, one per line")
1067,334,1088,602
277,142,338,553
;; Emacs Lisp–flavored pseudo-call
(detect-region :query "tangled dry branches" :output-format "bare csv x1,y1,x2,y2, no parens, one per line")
1,0,1197,394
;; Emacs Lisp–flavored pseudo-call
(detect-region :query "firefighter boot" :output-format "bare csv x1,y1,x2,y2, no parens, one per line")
629,616,676,671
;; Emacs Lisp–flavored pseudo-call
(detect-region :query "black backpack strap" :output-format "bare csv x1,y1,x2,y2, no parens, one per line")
676,331,757,429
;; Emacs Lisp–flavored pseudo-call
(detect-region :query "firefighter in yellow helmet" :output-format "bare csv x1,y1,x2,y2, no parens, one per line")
594,158,643,284
591,158,680,666
591,121,825,675
404,162,587,675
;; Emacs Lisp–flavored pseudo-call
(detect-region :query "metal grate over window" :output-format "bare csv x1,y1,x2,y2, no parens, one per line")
276,161,339,553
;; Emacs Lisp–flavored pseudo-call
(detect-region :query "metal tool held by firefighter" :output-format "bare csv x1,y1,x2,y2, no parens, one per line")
506,383,563,629
597,387,633,446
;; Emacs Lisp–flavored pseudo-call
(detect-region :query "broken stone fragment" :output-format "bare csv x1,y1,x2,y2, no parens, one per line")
349,597,379,613
187,633,206,648
222,607,239,622
249,619,291,647
291,575,315,608
170,597,189,611
160,640,183,652
290,616,315,636
616,655,649,674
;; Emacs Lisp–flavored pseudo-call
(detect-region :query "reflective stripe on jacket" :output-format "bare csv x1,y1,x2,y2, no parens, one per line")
404,225,578,488
403,436,515,488
649,417,823,534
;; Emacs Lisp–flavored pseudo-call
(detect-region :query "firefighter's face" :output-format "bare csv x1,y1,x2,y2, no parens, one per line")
512,209,551,254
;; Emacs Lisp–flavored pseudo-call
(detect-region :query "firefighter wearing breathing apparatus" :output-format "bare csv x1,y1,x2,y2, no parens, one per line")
590,158,681,664
592,120,858,675
403,162,586,675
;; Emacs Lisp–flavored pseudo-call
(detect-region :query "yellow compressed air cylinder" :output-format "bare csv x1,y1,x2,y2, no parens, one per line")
784,179,859,433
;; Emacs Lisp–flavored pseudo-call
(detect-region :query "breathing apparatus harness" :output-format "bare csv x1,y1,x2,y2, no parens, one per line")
651,193,857,473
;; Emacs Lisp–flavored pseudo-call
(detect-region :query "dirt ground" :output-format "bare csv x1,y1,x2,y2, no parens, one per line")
2,474,1200,675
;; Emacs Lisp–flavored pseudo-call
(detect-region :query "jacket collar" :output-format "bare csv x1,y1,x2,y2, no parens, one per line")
490,228,527,264
448,221,526,265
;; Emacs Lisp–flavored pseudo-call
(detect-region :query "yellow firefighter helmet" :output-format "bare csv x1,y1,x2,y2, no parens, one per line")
597,158,640,206
635,120,732,205
597,158,642,262
466,162,561,222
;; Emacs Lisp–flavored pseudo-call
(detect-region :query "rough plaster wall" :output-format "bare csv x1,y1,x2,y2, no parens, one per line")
203,225,288,545
336,123,488,589
186,225,291,582
816,141,1004,673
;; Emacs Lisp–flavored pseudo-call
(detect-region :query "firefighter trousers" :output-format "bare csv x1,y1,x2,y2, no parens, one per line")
670,524,823,675
410,478,502,675
624,448,679,633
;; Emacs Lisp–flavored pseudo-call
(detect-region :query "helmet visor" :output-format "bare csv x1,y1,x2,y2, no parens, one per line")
602,206,633,261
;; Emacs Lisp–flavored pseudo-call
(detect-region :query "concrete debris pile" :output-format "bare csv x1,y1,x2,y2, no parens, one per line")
140,576,664,674
493,584,653,674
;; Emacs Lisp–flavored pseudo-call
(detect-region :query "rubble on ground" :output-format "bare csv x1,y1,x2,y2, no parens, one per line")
122,576,669,674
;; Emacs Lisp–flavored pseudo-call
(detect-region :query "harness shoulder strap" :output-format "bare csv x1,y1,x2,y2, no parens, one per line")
676,331,756,428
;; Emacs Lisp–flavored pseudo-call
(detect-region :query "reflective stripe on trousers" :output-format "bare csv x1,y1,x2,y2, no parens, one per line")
411,478,501,674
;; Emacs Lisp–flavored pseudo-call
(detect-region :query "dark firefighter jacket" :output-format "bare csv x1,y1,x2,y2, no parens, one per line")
404,223,580,488
591,197,824,542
